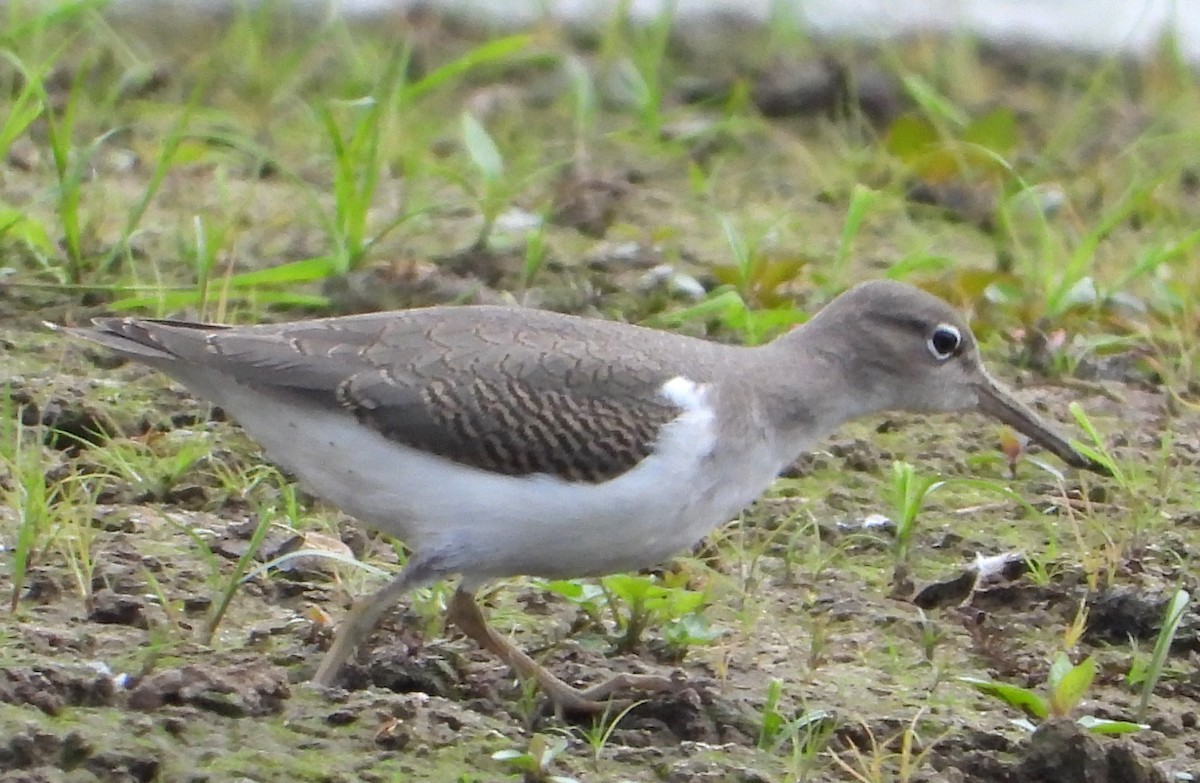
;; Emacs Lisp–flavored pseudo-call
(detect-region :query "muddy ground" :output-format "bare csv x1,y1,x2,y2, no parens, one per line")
5,317,1198,782
2,6,1200,783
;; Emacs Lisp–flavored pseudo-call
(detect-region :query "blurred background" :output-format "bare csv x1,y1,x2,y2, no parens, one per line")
113,0,1200,61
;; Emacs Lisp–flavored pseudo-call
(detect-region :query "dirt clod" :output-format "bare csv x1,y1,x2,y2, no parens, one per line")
87,589,149,629
9,388,115,451
1015,719,1167,783
0,665,117,716
1086,587,1168,644
126,662,289,717
551,172,630,237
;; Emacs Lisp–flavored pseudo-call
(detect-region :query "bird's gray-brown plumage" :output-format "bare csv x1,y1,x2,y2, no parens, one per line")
77,308,737,483
58,280,1109,714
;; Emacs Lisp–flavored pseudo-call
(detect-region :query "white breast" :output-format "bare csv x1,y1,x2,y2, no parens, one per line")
175,372,796,586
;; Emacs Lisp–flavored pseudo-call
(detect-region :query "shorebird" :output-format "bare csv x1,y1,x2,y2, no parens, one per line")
58,279,1106,713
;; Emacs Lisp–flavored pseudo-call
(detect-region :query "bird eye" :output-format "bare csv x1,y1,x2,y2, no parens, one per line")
927,323,961,361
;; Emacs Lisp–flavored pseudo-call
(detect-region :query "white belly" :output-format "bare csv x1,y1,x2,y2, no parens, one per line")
176,371,797,586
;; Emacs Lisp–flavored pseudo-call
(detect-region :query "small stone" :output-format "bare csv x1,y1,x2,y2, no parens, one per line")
88,590,149,629
1015,719,1166,783
326,709,358,726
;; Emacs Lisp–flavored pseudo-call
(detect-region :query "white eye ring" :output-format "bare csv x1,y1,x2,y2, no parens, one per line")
927,323,961,361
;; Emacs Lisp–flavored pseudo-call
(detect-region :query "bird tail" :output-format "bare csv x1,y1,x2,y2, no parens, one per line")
46,317,224,363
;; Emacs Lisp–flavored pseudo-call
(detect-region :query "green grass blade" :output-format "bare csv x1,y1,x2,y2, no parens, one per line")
1136,589,1190,721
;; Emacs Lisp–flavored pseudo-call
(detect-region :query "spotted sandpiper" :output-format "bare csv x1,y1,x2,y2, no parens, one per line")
59,280,1106,713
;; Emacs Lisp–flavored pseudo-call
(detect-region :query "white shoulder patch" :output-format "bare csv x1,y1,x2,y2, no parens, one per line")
657,375,717,459
660,375,709,411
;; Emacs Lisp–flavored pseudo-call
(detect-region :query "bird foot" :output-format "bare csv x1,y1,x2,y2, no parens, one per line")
449,587,695,717
535,669,691,717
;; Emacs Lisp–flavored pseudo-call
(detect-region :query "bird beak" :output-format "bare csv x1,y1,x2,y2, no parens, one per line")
974,375,1110,475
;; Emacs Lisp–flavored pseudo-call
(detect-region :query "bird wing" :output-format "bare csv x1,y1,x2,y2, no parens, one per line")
76,307,700,483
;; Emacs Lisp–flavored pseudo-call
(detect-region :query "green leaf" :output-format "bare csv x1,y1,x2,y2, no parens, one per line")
1137,588,1191,721
960,677,1049,719
837,184,884,268
1076,715,1149,735
1047,651,1073,691
539,579,605,606
1050,656,1096,717
1126,655,1149,688
901,74,969,126
652,588,704,616
564,54,596,132
400,35,531,104
885,113,939,160
606,57,651,111
0,207,55,254
664,613,721,648
1067,402,1121,480
642,289,748,330
225,256,341,288
0,83,43,156
460,112,504,182
759,679,784,741
725,306,808,345
886,254,955,279
962,108,1018,154
602,573,655,604
108,255,339,310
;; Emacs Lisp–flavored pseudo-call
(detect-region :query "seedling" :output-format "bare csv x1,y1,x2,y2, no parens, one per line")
915,608,947,664
0,51,56,263
316,52,406,275
1021,554,1053,587
1135,588,1190,722
571,699,646,768
85,431,212,502
314,36,529,274
2,415,80,611
757,678,835,755
563,55,597,167
54,477,101,609
511,676,544,733
653,273,806,349
1067,402,1124,489
518,222,549,295
1062,601,1089,651
0,52,42,165
597,0,675,136
890,461,945,565
101,91,200,277
541,573,717,655
33,53,91,283
806,610,830,671
886,102,1016,180
827,712,938,783
538,578,608,630
835,184,885,277
458,110,510,251
181,213,230,318
141,566,185,644
202,487,286,644
599,572,716,654
492,733,580,783
960,651,1147,734
711,214,809,326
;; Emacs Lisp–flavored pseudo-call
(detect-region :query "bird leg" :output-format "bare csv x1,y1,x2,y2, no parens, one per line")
446,587,682,715
313,564,432,687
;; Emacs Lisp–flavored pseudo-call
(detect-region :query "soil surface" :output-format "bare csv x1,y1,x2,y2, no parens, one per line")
4,327,1197,782
2,8,1199,783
